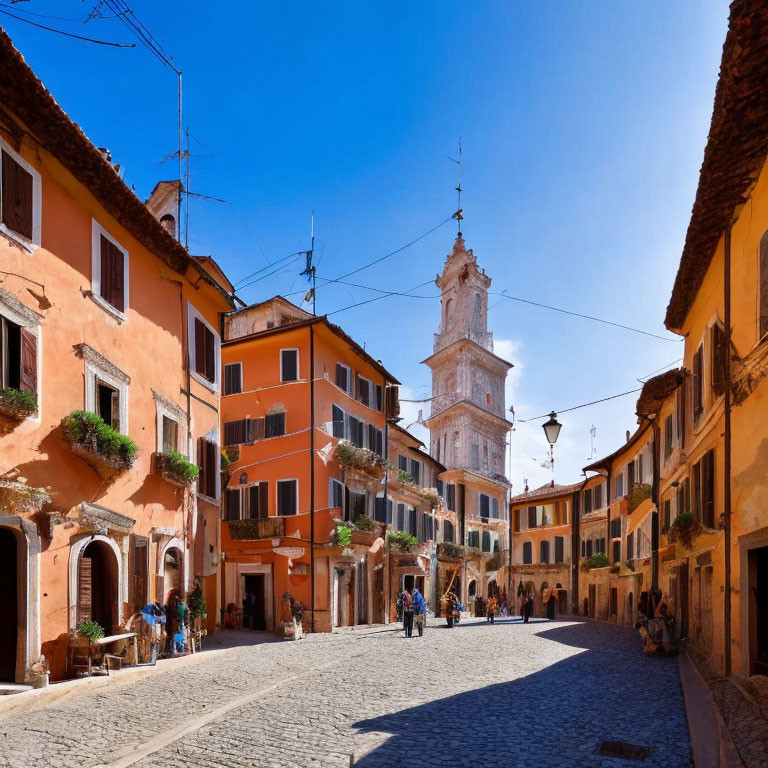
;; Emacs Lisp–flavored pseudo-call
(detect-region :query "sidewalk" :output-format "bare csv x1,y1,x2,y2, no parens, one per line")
0,630,276,718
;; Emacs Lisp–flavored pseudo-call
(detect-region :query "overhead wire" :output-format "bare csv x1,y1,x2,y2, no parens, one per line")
0,7,136,46
325,280,435,317
517,388,644,423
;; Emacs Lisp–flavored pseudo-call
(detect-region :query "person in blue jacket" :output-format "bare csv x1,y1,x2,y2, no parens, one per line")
413,587,426,617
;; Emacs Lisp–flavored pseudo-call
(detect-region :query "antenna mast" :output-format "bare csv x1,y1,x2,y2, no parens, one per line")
449,137,464,234
300,211,317,315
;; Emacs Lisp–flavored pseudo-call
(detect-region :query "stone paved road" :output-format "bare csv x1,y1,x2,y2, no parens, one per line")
0,618,691,768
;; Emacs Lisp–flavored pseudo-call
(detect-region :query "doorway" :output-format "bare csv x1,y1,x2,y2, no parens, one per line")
749,545,768,675
610,587,618,618
242,573,267,630
78,540,118,632
678,561,689,640
0,529,18,681
588,584,596,619
355,560,369,625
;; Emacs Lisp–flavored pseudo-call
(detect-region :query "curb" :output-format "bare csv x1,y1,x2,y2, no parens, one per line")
677,651,743,768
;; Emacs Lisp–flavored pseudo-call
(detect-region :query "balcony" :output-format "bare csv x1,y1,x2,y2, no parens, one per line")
226,516,285,541
627,483,652,513
61,411,137,480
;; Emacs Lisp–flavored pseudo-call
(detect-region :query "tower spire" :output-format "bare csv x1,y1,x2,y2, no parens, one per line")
450,137,463,236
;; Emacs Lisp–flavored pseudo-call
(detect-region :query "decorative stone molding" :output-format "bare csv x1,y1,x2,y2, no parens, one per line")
151,389,186,421
0,478,50,513
73,344,131,385
0,286,42,328
72,502,135,535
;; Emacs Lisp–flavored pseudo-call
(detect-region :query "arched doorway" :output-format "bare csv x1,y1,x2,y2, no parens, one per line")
0,528,18,681
162,548,182,604
78,540,118,633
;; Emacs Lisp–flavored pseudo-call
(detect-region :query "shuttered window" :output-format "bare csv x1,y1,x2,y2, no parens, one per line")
224,419,249,446
265,411,286,438
396,503,405,530
539,540,550,563
224,363,242,395
277,479,297,515
1,150,33,240
664,415,673,460
348,415,364,448
197,437,218,499
194,318,216,382
99,235,125,312
409,458,421,485
522,541,532,564
0,315,37,399
373,494,387,523
554,536,564,563
527,506,537,529
692,345,704,425
367,424,383,456
467,530,480,549
593,484,603,510
482,531,491,552
612,540,621,563
280,349,298,382
443,519,454,542
479,494,490,518
663,499,671,531
694,449,715,528
627,531,635,560
711,323,726,398
335,363,351,394
332,404,345,438
356,375,370,407
446,484,456,512
162,415,178,453
249,483,268,519
224,488,241,521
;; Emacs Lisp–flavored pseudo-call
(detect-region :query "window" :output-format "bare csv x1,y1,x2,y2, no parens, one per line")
443,519,455,542
527,506,537,529
424,513,434,541
407,507,417,535
446,484,456,512
373,494,387,523
554,536,564,563
711,323,726,399
409,458,421,486
610,518,621,539
760,230,768,338
627,531,635,560
693,449,715,528
0,312,36,399
539,540,550,564
265,411,286,438
345,489,366,522
78,344,129,434
491,497,499,519
0,142,41,248
436,479,445,498
664,415,673,461
479,493,490,519
663,499,672,532
522,541,532,564
615,472,625,499
329,478,344,510
332,404,345,439
368,424,384,457
470,443,480,471
612,540,621,562
593,484,603,510
197,437,219,499
353,376,382,411
188,304,220,390
482,531,491,552
162,415,178,453
396,503,405,530
224,418,254,446
224,483,268,521
348,415,364,448
467,530,480,549
280,349,298,382
277,479,298,515
224,363,242,395
677,384,686,447
335,363,352,395
692,344,704,426
583,488,593,515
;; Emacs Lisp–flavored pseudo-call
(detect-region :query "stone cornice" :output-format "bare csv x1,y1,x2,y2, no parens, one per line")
151,389,186,421
424,398,513,431
74,502,135,534
0,286,42,327
74,344,131,385
422,336,513,371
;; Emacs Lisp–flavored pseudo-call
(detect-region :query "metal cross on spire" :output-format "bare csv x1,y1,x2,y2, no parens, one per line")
449,137,464,235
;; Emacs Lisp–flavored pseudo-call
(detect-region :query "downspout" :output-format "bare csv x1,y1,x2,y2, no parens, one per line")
383,382,390,623
572,477,588,614
508,497,513,609
459,483,466,604
309,324,316,634
724,226,733,676
651,418,660,591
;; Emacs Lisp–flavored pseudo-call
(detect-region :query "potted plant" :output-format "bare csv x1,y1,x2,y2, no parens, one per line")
583,552,610,570
77,619,105,676
420,487,441,509
0,387,37,420
154,449,199,486
667,510,702,549
333,524,352,547
437,541,465,559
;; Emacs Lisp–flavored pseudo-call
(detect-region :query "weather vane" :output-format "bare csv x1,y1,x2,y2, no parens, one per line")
449,137,463,235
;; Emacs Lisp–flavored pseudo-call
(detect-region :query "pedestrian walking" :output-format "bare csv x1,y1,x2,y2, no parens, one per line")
546,590,556,621
523,591,534,623
402,586,414,638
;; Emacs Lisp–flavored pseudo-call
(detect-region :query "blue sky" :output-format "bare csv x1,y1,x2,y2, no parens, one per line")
3,1,729,490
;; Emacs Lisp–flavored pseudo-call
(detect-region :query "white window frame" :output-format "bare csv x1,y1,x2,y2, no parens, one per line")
223,361,243,396
335,362,352,395
329,477,344,511
0,137,42,251
91,219,129,321
188,302,221,393
81,346,130,435
280,348,299,383
153,390,187,456
277,477,299,516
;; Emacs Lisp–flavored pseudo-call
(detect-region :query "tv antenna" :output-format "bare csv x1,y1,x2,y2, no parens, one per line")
588,424,597,460
300,212,317,315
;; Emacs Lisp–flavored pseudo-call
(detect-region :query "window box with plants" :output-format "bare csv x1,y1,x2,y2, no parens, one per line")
582,552,611,571
0,387,37,422
350,514,380,544
153,450,199,487
420,487,441,509
62,410,137,478
667,510,703,550
386,529,418,553
333,440,387,479
437,541,465,560
628,482,652,513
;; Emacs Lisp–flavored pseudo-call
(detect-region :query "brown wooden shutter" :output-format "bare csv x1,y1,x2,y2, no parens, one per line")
19,327,37,395
194,319,206,376
711,324,726,398
100,235,124,311
259,482,269,518
248,484,260,519
204,326,215,381
1,151,33,240
78,554,93,623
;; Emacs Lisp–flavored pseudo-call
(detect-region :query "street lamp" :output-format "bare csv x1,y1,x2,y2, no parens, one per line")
542,412,562,487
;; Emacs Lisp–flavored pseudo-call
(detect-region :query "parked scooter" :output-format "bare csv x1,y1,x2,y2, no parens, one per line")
445,600,463,628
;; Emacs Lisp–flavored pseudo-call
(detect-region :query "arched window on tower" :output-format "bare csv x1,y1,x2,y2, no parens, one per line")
474,292,482,316
160,213,176,239
444,298,454,330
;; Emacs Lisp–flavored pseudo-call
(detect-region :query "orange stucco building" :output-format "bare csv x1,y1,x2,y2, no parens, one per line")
220,298,400,634
0,30,233,682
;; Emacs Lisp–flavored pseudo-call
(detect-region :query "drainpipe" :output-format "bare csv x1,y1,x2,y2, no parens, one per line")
309,325,316,634
724,226,733,676
383,383,390,623
651,418,660,591
459,483,466,604
508,497,513,609
571,479,588,614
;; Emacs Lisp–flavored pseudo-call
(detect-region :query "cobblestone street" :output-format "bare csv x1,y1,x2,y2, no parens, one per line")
0,618,690,768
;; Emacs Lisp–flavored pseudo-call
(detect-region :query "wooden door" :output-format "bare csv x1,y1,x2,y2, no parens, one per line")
588,584,596,618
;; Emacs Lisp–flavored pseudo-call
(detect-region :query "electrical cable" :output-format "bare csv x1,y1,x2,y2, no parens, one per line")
325,280,435,317
312,275,439,299
234,251,305,288
489,291,681,342
637,357,684,382
0,7,136,46
236,256,303,291
0,2,88,22
517,388,644,422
